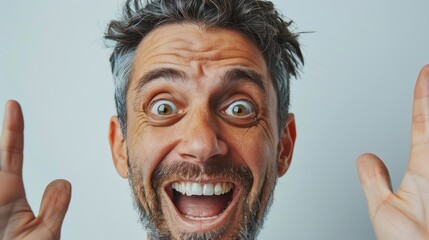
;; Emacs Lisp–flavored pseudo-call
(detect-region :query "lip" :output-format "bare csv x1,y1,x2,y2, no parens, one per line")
162,179,242,233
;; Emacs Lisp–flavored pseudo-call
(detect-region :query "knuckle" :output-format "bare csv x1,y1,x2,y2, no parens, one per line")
413,113,429,123
0,146,23,155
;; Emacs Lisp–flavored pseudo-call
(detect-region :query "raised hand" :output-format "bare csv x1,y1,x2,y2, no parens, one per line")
0,100,71,240
358,65,429,239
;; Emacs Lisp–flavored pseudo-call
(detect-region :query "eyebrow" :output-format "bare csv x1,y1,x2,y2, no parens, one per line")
134,67,188,94
221,68,266,95
134,67,266,95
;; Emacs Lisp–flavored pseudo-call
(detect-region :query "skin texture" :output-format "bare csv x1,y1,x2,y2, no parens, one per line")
108,23,296,239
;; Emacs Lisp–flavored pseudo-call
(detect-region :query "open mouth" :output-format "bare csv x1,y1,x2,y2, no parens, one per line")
167,181,236,221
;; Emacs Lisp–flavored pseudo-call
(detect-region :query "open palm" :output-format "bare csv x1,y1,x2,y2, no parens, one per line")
358,65,429,239
0,101,71,240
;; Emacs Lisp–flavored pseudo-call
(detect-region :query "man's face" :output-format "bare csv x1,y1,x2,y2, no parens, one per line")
109,23,296,239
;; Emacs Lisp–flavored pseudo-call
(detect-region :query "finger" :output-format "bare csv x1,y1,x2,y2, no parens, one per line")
0,100,24,175
357,153,393,217
409,65,429,175
38,179,72,238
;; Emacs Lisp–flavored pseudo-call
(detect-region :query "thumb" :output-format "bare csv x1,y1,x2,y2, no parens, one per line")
38,179,72,238
357,153,393,217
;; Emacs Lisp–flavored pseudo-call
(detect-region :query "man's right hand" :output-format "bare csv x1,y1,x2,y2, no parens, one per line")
0,100,71,240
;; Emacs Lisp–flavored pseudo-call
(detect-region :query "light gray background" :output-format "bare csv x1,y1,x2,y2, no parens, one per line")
1,0,428,239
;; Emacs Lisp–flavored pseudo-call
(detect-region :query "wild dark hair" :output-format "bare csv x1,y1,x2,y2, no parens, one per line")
105,0,303,136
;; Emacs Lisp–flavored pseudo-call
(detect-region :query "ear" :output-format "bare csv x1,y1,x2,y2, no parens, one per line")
108,116,128,178
277,113,297,177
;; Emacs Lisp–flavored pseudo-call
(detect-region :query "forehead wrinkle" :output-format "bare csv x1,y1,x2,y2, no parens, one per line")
146,31,263,66
138,52,190,67
172,43,262,64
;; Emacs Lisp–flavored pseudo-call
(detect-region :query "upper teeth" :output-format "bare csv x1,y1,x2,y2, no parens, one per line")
172,182,233,196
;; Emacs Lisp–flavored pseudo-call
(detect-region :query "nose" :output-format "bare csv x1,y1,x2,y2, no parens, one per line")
176,110,228,162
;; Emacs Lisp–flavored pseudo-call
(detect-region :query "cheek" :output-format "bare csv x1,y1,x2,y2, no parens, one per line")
128,126,177,212
226,126,278,191
127,119,176,186
247,141,277,194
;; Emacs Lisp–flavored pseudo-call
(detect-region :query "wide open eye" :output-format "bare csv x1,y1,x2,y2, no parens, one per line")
151,100,178,115
225,100,254,117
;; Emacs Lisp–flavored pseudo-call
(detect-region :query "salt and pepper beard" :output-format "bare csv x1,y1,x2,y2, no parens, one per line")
128,159,278,240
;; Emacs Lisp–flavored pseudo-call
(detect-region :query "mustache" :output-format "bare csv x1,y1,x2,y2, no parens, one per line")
151,161,254,192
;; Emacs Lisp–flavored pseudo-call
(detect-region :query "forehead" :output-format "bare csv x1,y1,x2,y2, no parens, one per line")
131,23,269,81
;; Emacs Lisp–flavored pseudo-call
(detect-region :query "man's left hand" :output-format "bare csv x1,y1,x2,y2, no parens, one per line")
358,65,429,239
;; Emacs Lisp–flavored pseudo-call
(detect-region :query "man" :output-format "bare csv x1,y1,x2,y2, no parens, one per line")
0,0,428,239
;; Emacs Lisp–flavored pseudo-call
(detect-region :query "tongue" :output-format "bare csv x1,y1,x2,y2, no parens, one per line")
174,193,230,217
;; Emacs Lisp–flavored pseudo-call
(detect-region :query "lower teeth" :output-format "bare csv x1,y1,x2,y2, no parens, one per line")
184,214,220,221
